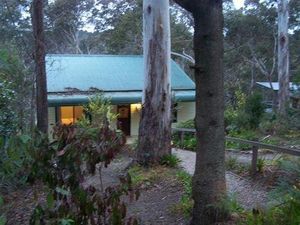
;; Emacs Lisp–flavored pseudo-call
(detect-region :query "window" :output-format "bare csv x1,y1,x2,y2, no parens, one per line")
60,106,84,125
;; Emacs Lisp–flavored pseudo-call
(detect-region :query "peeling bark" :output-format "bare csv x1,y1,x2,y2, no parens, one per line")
278,0,290,115
137,0,171,165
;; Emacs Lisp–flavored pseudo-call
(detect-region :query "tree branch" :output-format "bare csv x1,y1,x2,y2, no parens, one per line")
171,51,195,64
172,0,193,12
270,31,277,77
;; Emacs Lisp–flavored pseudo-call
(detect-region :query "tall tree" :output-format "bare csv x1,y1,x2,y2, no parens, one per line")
45,0,94,54
32,0,48,133
278,0,290,115
137,0,171,165
224,3,278,108
174,0,227,224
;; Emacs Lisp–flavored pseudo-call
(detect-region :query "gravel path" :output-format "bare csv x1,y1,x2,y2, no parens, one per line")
172,148,270,210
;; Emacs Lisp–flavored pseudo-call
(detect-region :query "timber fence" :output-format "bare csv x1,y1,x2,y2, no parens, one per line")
172,127,300,176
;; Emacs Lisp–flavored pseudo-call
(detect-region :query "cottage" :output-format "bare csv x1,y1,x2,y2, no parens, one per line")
47,54,196,136
256,82,300,109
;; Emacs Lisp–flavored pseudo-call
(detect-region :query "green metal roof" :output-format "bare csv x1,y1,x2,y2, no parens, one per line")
48,90,195,106
46,54,195,93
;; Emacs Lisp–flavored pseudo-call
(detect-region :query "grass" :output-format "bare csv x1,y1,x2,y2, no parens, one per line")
160,154,181,167
171,170,193,217
257,157,266,173
225,156,239,170
225,156,249,175
176,170,192,198
128,165,173,188
0,196,6,225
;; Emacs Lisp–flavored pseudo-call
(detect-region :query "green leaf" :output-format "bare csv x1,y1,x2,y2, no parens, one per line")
19,135,31,144
55,187,70,196
47,193,54,208
60,218,74,225
0,215,7,225
0,196,4,206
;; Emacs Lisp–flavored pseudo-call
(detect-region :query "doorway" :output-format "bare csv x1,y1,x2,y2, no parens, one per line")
117,105,131,136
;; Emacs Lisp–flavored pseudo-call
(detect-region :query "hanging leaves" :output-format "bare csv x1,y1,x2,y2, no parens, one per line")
30,122,138,224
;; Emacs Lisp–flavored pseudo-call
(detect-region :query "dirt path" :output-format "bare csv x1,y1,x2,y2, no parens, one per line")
2,148,273,225
86,152,188,225
127,178,187,225
172,148,270,210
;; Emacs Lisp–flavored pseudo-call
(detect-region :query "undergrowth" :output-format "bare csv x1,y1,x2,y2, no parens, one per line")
172,170,193,217
237,158,300,225
160,154,181,167
0,196,6,225
128,165,172,188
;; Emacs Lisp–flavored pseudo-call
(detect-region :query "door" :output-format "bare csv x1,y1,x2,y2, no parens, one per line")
117,105,131,136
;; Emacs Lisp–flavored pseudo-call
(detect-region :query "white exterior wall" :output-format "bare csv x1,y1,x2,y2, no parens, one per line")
48,107,56,137
129,101,195,136
173,101,195,126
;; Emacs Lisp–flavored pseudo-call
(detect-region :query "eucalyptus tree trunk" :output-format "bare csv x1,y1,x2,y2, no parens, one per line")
278,0,290,116
32,0,48,134
137,0,171,165
174,0,227,224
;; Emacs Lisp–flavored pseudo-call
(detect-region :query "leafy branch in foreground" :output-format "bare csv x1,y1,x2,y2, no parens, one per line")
30,96,138,225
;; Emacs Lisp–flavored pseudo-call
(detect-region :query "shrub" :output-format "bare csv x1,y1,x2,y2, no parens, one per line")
0,133,39,191
257,157,266,173
176,119,195,129
225,156,239,170
176,171,192,198
0,81,17,136
174,171,193,216
172,136,197,151
225,92,265,132
217,194,244,216
243,158,300,225
224,106,238,131
226,129,257,150
243,92,265,130
0,195,6,225
77,94,118,129
0,48,31,136
160,154,181,167
30,97,137,224
30,124,138,225
287,108,300,130
225,89,246,131
244,185,300,225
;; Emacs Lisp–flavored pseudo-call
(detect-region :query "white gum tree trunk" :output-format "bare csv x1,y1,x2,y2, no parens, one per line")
137,0,171,165
278,0,290,115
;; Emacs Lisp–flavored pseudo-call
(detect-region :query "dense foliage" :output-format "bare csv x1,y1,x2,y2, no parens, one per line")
0,49,31,136
243,158,300,225
29,96,138,225
0,134,36,191
0,81,16,136
30,124,138,224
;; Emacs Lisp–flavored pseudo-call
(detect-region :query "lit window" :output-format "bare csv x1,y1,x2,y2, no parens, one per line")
60,106,84,125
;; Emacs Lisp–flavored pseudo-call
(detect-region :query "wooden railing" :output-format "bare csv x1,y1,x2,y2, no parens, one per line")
172,127,300,175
